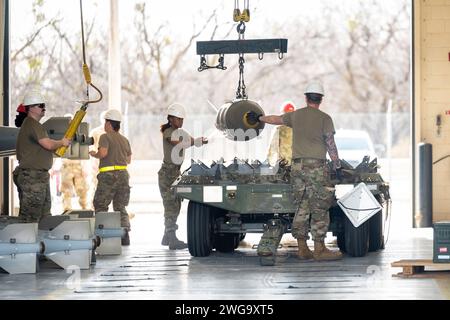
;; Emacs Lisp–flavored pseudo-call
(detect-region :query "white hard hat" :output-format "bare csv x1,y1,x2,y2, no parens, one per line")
167,103,186,119
104,109,122,122
304,81,325,96
23,90,45,106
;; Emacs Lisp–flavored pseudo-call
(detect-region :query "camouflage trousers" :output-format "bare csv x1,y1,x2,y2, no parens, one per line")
93,170,131,230
61,163,89,211
291,159,335,241
13,167,51,223
158,163,181,232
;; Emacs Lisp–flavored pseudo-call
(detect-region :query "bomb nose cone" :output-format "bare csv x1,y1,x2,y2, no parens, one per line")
215,99,265,141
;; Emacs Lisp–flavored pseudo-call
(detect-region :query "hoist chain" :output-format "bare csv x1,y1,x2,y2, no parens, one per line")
235,1,248,99
237,21,246,40
235,54,247,100
198,54,227,72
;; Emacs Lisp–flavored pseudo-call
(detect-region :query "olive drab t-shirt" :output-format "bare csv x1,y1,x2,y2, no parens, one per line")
282,106,335,160
16,117,53,170
162,127,192,165
98,131,132,168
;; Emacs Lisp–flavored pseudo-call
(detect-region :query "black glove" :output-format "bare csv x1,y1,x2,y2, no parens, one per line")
335,167,343,182
246,111,262,125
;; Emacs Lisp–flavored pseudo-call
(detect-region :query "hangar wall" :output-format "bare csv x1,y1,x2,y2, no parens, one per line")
0,0,448,223
415,0,450,222
0,0,6,215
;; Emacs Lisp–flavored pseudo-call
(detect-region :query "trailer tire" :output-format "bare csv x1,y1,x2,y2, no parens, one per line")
187,201,214,257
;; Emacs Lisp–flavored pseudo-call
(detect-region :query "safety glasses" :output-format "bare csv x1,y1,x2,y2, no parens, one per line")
31,104,46,109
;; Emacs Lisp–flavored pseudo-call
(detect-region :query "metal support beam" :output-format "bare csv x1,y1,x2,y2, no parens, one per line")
108,0,121,110
2,0,10,216
197,39,288,56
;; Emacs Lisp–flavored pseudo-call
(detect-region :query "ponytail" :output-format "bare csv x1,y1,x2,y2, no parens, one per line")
15,112,27,128
160,116,171,133
15,104,28,127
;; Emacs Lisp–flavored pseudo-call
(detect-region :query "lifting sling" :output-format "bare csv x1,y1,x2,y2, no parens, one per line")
55,0,103,157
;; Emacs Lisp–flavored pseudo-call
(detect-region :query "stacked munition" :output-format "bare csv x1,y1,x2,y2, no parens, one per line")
189,158,280,177
0,212,127,274
176,158,290,186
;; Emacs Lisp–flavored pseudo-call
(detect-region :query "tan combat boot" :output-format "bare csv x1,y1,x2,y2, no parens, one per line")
121,229,130,246
161,231,169,246
297,238,313,260
167,231,188,250
313,240,343,261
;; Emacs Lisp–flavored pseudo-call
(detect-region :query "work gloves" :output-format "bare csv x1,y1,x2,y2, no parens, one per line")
246,111,262,125
194,137,208,147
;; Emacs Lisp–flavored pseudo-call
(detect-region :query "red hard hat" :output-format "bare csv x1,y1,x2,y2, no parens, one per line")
283,103,295,113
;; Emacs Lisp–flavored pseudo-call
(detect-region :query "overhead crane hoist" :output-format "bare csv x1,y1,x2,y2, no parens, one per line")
55,0,103,157
196,0,288,141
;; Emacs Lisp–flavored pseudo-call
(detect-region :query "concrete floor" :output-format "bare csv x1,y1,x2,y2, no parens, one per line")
1,159,449,300
0,213,448,300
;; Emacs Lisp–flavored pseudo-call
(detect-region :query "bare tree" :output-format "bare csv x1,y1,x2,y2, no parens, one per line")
11,0,108,118
11,0,411,159
120,2,223,114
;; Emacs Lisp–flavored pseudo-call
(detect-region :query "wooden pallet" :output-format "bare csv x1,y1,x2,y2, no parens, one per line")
391,259,450,278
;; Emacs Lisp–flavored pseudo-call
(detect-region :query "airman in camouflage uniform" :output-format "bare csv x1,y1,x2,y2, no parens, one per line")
267,125,293,166
60,159,89,211
247,81,343,261
159,103,208,250
90,109,132,245
90,113,135,221
267,102,295,166
13,89,70,222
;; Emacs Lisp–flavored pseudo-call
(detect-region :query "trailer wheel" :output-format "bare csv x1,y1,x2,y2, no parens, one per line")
187,201,214,257
344,215,369,257
214,233,240,253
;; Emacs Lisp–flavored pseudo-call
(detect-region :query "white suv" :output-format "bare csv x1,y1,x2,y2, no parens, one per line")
333,129,379,168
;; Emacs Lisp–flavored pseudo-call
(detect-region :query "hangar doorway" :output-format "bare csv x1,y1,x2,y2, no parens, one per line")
6,1,412,238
